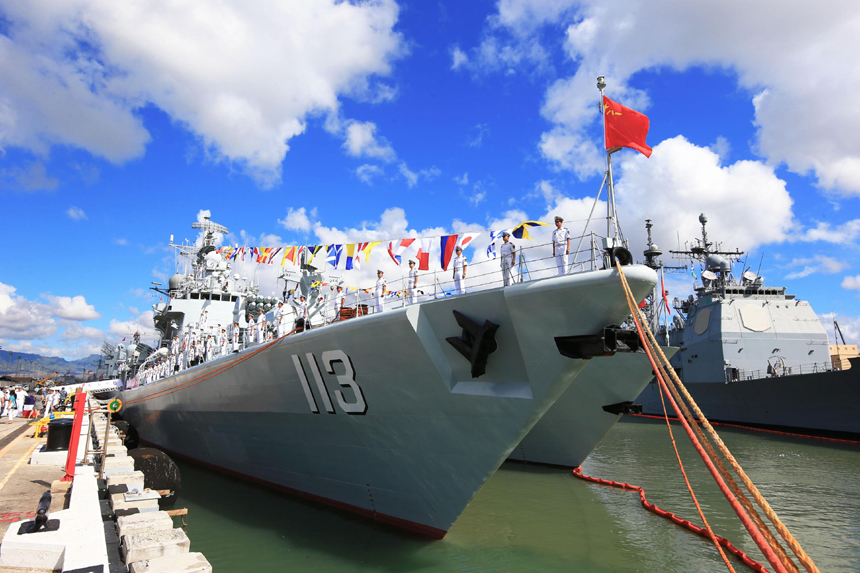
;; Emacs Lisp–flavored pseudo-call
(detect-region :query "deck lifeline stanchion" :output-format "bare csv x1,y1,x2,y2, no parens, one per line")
61,389,86,482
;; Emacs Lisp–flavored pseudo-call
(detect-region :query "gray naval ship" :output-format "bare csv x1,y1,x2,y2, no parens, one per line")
117,214,658,538
637,214,860,438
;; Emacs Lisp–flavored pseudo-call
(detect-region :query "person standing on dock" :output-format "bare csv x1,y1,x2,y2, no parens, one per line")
15,387,26,419
452,246,467,295
407,260,418,304
375,270,387,313
257,310,266,344
500,232,515,286
552,216,570,276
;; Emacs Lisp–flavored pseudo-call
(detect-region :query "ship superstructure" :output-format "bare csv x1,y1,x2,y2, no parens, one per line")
637,214,859,437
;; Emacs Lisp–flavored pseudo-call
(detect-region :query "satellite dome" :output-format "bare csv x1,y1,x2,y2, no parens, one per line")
168,274,184,291
705,254,728,271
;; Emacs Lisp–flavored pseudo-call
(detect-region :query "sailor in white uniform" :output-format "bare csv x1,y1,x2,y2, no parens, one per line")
257,310,266,344
276,302,287,337
500,231,516,286
552,216,570,276
407,260,418,304
374,270,386,313
452,246,467,295
247,313,256,345
295,295,309,329
232,322,240,353
334,286,345,320
198,310,208,331
220,328,228,355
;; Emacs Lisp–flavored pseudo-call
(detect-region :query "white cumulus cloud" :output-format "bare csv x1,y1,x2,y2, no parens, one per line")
0,0,405,187
479,0,860,196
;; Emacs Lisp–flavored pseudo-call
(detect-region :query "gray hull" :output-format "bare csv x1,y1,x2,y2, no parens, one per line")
120,267,656,537
510,347,677,467
638,358,860,437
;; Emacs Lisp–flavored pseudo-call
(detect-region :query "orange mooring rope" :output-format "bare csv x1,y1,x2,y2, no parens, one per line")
616,265,791,573
618,265,820,573
572,467,770,573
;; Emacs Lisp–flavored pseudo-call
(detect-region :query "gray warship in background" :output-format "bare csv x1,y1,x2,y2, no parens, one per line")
637,214,860,438
117,214,658,538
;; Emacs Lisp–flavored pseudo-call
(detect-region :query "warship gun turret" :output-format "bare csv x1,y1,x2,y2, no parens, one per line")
637,214,860,438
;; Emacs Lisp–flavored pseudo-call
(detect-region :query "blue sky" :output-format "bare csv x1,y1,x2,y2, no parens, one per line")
1,0,859,358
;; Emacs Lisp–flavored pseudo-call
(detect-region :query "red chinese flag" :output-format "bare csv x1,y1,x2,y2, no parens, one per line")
603,96,652,158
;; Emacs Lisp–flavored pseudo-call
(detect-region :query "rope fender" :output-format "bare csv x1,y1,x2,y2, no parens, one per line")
572,467,770,573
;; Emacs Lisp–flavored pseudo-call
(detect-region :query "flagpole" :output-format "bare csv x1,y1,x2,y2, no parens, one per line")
597,76,621,244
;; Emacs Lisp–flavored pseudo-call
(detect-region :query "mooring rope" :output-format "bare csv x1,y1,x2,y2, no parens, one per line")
617,263,820,573
616,264,795,573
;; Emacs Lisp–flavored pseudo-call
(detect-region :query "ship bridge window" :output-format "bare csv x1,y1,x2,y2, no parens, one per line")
191,293,200,299
694,308,711,335
739,306,771,332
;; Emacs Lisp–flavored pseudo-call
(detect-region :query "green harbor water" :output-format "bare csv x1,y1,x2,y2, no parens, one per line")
173,417,860,572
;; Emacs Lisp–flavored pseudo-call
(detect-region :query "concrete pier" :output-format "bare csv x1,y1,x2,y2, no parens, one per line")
0,394,212,572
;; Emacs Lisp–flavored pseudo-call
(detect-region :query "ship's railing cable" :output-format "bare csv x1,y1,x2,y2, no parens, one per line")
616,262,820,573
123,328,296,405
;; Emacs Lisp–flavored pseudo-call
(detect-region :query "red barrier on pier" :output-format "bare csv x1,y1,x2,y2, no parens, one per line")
61,389,86,482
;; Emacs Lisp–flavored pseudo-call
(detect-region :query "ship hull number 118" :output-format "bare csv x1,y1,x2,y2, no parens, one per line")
292,350,367,415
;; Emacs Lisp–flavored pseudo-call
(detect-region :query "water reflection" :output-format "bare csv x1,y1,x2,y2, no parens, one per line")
174,417,860,572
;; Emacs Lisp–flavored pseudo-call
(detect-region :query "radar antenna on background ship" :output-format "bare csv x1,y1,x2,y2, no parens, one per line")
640,219,686,343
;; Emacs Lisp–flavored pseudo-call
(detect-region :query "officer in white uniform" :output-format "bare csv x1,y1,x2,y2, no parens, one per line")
276,302,287,337
220,328,228,355
334,286,345,319
295,295,309,329
452,246,467,295
232,322,240,353
375,270,386,313
246,313,256,345
407,260,418,304
500,231,516,286
552,216,571,276
257,310,266,344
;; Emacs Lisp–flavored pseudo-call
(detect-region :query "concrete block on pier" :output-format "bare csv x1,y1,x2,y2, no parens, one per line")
128,552,212,573
107,470,145,490
103,455,135,472
117,511,174,538
30,444,70,465
123,528,190,565
111,492,159,512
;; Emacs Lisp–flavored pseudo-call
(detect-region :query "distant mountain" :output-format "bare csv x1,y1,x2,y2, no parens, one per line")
1,352,101,377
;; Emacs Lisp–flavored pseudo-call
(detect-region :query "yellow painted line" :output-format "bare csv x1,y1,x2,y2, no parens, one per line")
0,440,42,497
0,428,34,460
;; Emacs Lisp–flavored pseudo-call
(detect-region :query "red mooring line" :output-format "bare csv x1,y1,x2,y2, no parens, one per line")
572,467,770,573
